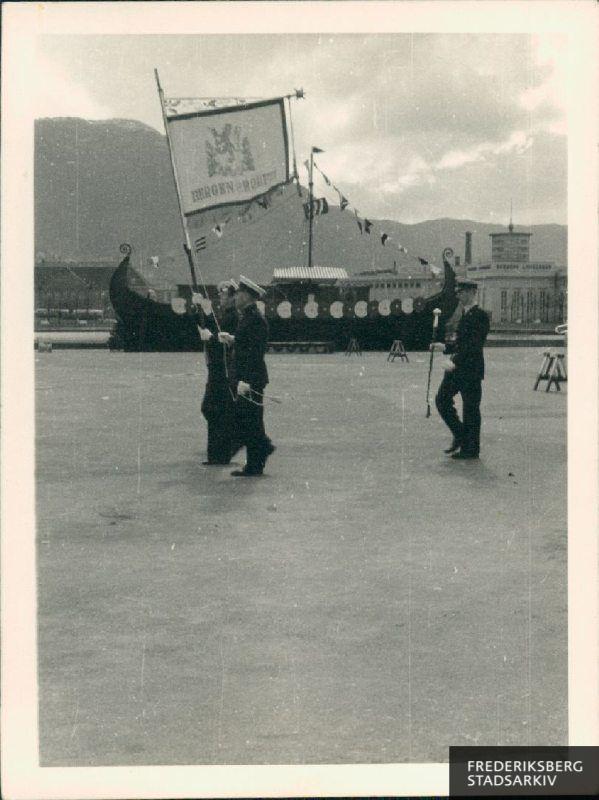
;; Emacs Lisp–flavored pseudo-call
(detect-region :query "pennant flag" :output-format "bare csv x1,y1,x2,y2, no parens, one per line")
238,200,255,222
339,193,349,211
303,197,329,219
364,219,372,234
313,162,333,187
312,146,324,153
418,257,429,266
381,233,389,246
194,236,207,253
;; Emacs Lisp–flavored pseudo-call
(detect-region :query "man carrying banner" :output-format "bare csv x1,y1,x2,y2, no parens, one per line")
430,279,490,460
218,276,275,477
197,279,239,465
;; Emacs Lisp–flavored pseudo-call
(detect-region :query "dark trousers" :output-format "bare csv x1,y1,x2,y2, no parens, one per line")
435,370,483,456
233,387,271,473
201,380,236,463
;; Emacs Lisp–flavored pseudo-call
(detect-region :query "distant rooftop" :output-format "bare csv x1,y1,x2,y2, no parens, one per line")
36,260,115,269
272,266,349,282
355,268,398,277
490,231,532,237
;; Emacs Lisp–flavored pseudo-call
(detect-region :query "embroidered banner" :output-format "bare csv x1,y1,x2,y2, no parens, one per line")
166,98,289,215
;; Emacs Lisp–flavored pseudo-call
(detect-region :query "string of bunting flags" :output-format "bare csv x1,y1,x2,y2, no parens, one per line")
190,156,443,277
312,161,442,276
192,183,296,253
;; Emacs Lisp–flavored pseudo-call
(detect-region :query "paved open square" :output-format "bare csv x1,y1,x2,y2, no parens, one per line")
36,348,567,765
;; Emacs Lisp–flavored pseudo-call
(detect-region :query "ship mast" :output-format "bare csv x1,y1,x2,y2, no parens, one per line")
308,148,315,270
306,144,323,270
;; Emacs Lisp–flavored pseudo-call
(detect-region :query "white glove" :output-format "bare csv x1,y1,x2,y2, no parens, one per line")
198,327,213,342
442,359,456,372
191,293,213,315
429,342,445,352
237,380,251,396
218,332,235,345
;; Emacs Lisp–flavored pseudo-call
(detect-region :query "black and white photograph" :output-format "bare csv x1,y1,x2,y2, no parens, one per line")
1,2,597,798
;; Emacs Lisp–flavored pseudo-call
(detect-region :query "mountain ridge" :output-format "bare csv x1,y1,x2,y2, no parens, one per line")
35,117,567,286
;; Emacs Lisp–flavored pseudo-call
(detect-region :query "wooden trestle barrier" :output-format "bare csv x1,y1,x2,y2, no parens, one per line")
534,350,567,392
345,337,362,356
268,341,335,354
387,339,409,362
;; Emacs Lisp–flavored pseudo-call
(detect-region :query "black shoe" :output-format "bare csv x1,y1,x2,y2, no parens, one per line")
231,468,263,477
451,450,479,460
202,460,230,465
444,439,461,454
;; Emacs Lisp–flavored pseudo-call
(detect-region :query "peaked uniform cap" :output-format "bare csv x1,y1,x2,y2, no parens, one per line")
456,279,479,291
238,275,266,298
217,279,239,292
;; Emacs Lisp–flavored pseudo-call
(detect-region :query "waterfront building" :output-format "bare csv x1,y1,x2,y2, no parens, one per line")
34,258,115,320
346,264,441,305
35,256,176,323
466,223,567,328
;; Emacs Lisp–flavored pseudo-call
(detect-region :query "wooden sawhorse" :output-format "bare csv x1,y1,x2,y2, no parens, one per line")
345,337,362,356
387,339,409,362
534,351,567,392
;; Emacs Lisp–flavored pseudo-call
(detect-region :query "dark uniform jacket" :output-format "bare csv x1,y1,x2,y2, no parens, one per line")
204,306,238,383
446,305,490,381
234,303,269,389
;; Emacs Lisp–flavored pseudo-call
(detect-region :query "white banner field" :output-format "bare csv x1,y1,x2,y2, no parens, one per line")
166,98,290,216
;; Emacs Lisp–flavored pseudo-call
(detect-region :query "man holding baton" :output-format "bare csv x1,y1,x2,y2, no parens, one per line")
197,279,239,465
218,275,275,477
431,279,490,460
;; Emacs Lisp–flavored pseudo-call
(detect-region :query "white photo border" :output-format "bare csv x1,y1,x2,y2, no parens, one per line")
2,2,597,798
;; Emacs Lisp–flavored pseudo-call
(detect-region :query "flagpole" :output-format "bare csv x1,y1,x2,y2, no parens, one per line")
154,68,199,291
308,148,314,270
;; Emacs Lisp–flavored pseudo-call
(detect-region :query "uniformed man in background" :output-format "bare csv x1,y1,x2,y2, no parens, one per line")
218,275,275,477
431,279,490,460
197,279,238,465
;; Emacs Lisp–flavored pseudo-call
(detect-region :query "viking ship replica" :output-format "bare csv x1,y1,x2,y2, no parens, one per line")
109,72,458,351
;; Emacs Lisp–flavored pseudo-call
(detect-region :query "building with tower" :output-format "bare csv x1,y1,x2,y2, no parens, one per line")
465,218,566,328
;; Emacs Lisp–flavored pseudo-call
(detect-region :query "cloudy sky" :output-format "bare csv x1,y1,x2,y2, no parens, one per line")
37,32,567,225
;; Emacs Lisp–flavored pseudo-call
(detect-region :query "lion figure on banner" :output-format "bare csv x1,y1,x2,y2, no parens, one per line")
205,124,255,177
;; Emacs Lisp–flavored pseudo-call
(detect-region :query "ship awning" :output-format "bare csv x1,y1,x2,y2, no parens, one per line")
272,266,349,283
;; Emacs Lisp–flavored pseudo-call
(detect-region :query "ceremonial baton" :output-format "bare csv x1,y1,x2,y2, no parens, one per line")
425,308,442,418
263,393,283,405
238,390,283,406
